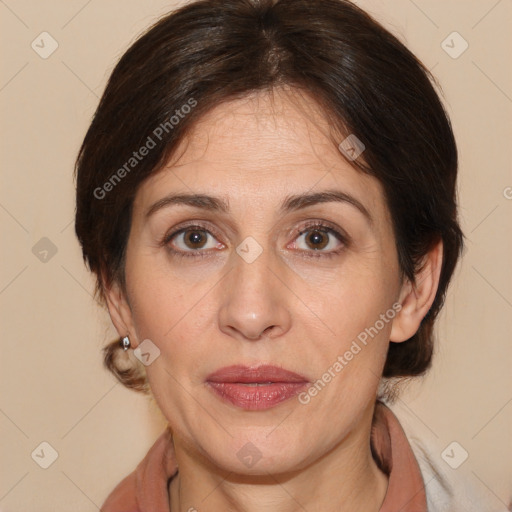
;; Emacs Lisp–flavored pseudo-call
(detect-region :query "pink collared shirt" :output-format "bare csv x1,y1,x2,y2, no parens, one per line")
101,401,427,512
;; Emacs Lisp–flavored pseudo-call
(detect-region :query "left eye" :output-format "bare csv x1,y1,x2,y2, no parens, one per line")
293,227,343,252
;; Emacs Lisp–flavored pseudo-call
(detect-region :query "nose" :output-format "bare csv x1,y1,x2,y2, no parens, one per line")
218,247,292,342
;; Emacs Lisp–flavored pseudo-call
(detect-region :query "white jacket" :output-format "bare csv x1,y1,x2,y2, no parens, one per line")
388,400,511,512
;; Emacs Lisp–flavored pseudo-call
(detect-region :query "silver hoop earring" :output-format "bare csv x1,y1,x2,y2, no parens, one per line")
121,336,131,351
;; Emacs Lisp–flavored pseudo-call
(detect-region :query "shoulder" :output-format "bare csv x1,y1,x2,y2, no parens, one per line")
386,400,510,512
101,471,140,512
100,427,176,512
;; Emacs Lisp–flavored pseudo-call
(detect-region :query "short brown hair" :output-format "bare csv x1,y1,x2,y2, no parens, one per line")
75,0,464,393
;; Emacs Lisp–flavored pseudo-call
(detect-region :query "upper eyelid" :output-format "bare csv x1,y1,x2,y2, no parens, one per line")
297,220,346,235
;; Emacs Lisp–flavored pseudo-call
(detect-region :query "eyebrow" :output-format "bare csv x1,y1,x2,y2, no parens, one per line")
145,189,373,225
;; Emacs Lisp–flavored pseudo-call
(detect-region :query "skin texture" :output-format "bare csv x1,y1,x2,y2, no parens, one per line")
106,87,443,512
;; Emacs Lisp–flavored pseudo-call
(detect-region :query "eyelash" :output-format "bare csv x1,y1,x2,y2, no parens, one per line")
161,220,349,261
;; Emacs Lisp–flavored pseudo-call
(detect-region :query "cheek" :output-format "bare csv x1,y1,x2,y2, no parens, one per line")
125,246,185,335
295,261,399,395
125,260,214,373
315,288,394,374
302,256,397,336
301,284,397,411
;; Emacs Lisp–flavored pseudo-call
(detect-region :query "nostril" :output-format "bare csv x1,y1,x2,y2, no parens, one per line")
243,325,276,341
261,325,277,337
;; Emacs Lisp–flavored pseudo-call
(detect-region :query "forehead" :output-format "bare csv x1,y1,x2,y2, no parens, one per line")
134,87,386,223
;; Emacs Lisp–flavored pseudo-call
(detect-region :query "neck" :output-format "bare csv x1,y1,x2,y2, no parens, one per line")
169,404,389,512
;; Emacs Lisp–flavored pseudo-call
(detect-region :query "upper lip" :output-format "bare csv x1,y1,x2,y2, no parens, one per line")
206,364,309,383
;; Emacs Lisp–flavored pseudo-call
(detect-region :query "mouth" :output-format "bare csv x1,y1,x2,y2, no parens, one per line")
205,364,309,410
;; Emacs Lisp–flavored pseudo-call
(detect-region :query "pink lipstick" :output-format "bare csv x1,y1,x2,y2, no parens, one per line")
206,365,309,410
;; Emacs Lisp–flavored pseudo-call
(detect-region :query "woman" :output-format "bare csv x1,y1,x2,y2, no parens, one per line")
74,0,493,510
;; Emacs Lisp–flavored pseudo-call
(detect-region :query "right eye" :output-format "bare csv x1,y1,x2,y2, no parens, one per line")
164,224,225,258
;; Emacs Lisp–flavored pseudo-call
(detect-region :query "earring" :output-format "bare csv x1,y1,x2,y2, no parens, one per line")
120,336,131,351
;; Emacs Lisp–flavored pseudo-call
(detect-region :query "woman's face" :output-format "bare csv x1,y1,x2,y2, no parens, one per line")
117,88,405,474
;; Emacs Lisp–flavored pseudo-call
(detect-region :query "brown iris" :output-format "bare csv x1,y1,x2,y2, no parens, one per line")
183,229,208,249
305,229,329,250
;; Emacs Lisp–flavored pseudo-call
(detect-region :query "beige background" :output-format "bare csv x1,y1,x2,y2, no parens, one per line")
1,0,511,510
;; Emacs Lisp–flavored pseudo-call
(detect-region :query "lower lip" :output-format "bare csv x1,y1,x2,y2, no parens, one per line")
207,382,308,410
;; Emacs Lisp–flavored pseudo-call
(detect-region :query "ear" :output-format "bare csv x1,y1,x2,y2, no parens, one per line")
104,279,139,349
390,239,443,343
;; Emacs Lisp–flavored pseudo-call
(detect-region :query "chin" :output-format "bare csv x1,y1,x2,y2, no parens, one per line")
198,428,310,477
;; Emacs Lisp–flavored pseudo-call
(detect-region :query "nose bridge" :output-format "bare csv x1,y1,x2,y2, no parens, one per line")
233,239,273,295
218,238,291,340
